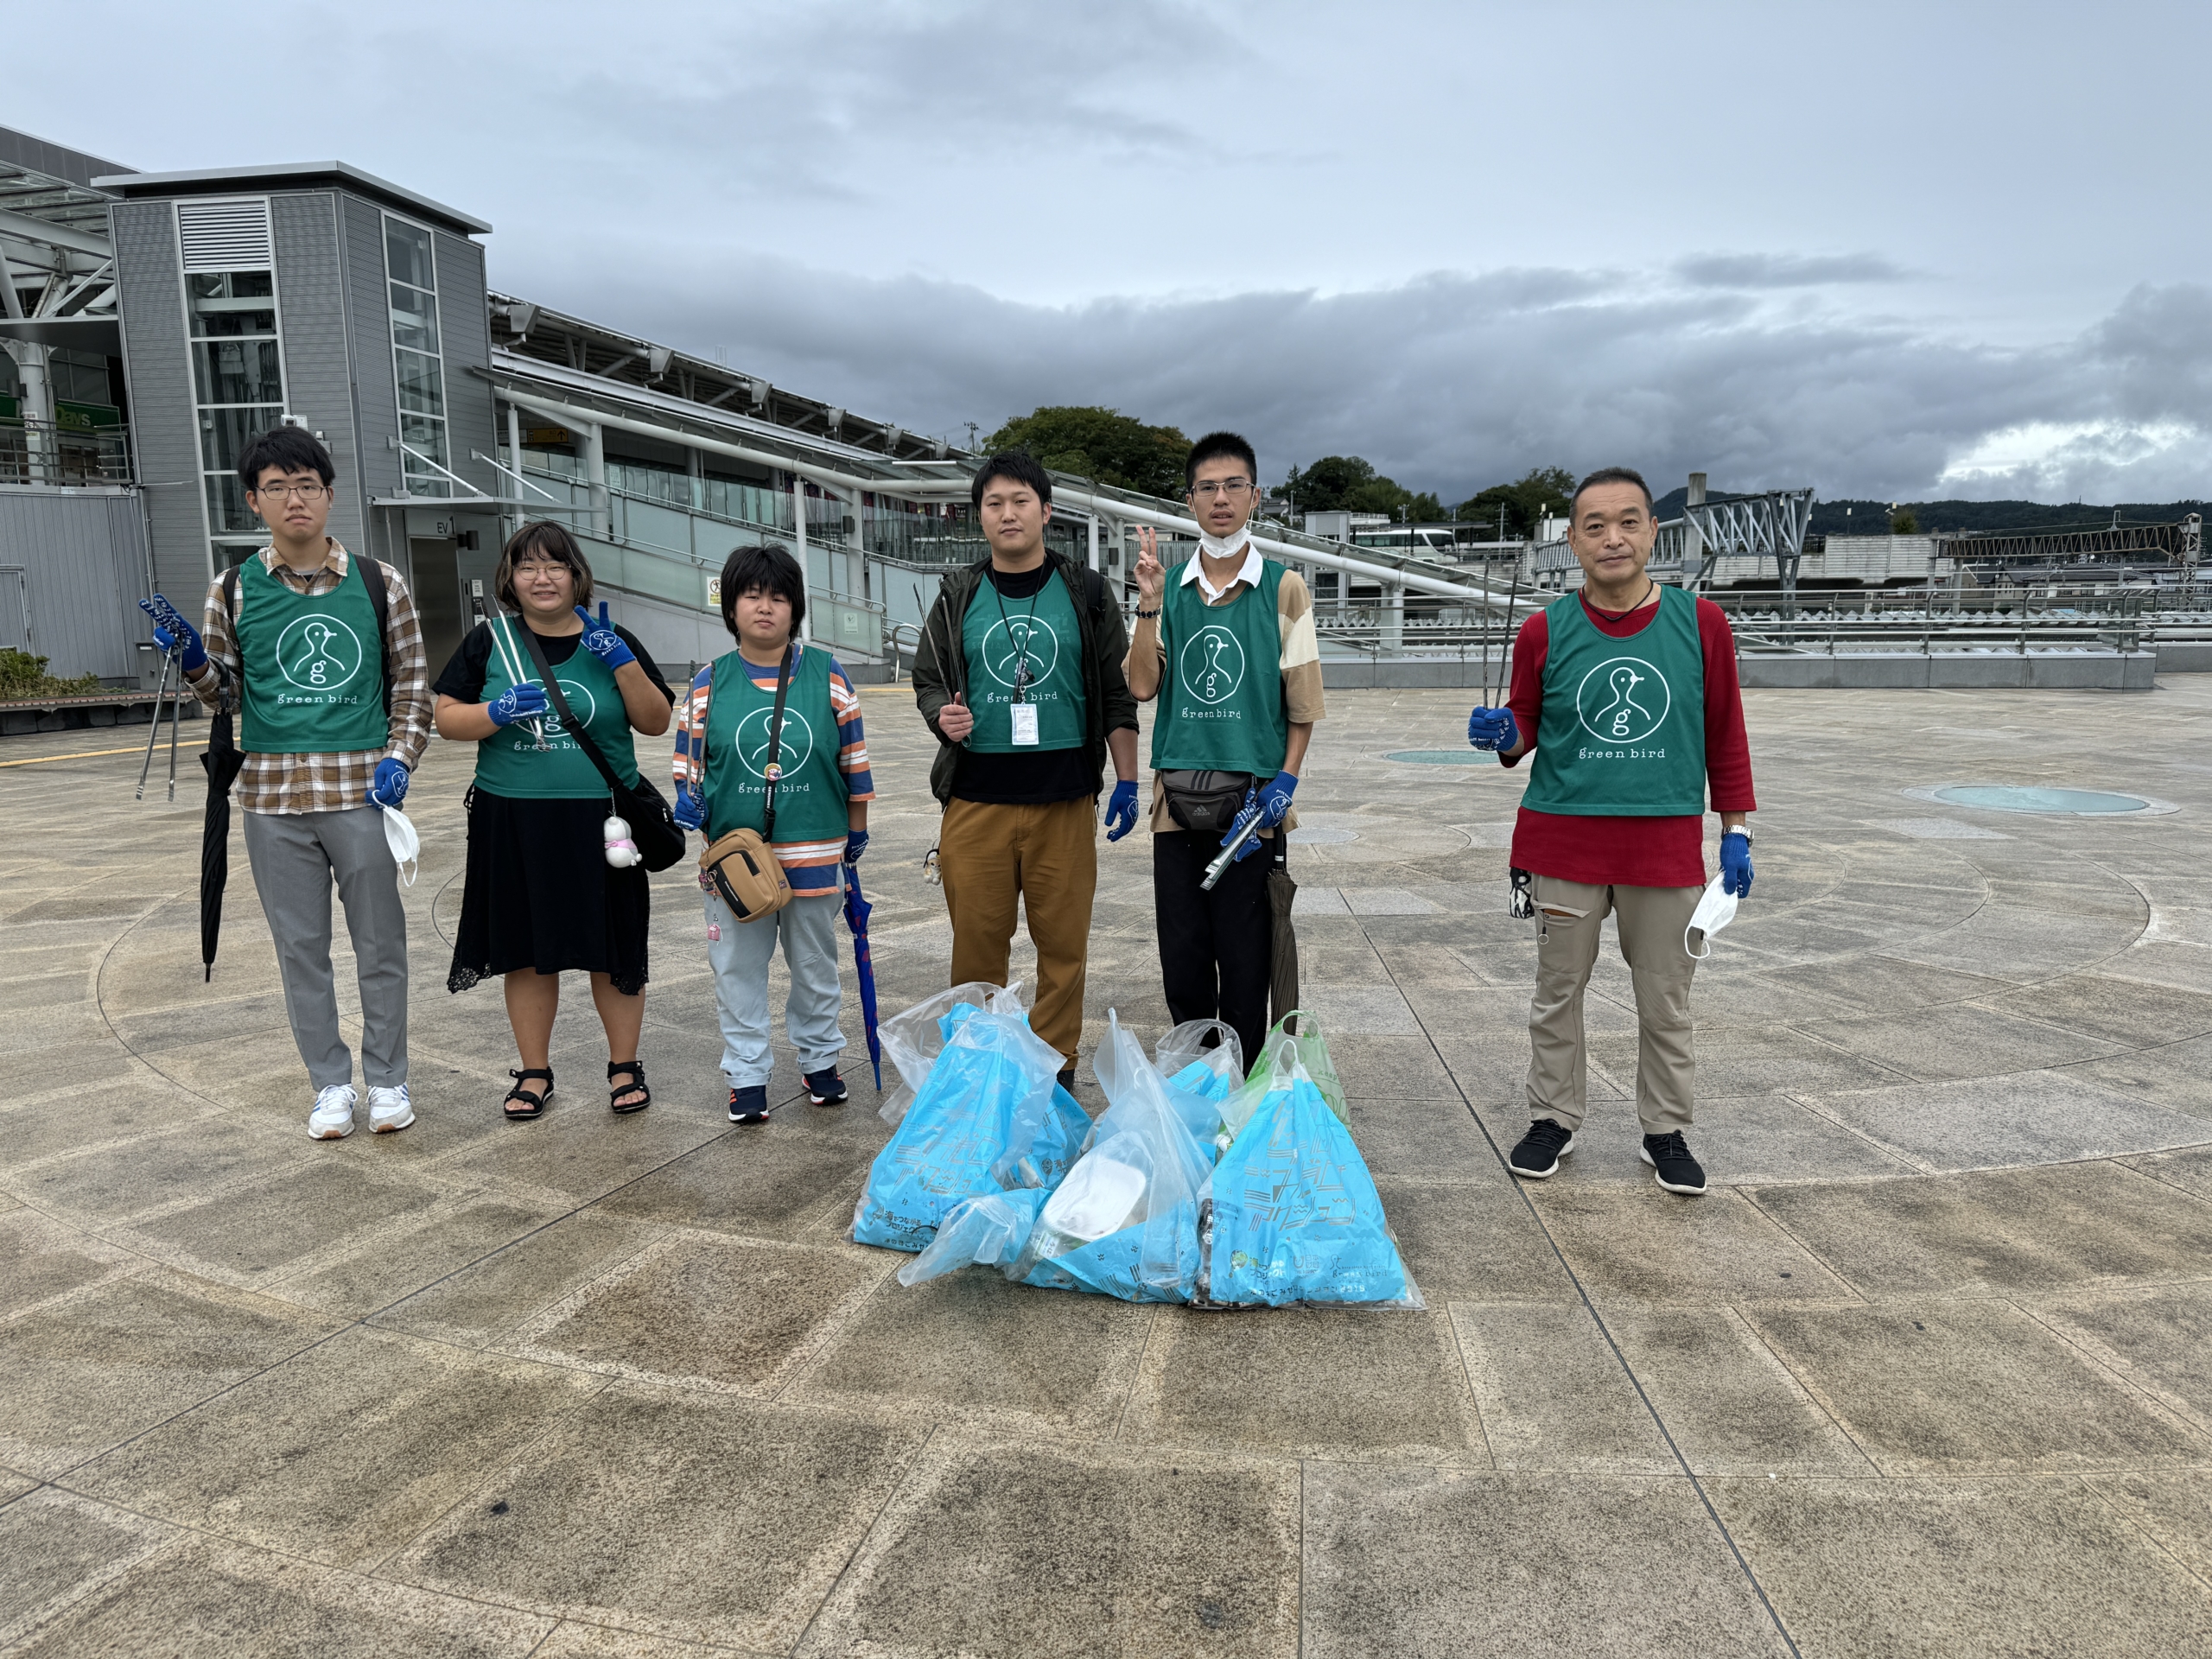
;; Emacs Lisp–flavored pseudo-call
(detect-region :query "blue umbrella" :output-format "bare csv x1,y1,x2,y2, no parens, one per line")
842,865,882,1089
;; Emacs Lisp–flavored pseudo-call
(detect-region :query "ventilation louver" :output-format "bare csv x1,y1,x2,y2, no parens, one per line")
177,199,273,272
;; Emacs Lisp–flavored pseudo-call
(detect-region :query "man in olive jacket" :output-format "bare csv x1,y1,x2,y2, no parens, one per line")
912,452,1141,1084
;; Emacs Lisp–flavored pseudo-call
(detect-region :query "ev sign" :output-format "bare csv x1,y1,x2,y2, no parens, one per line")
1574,656,1671,745
1177,624,1247,706
276,613,365,694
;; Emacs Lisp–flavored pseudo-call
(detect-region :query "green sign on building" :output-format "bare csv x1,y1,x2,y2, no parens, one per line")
54,400,123,434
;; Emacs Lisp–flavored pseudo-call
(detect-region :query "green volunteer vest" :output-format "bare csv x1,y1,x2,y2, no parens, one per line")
1522,585,1707,817
1150,558,1289,776
236,556,389,753
702,645,851,843
960,567,1085,753
471,617,641,799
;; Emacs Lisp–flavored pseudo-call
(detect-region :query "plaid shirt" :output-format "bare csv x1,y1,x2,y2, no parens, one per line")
183,541,432,815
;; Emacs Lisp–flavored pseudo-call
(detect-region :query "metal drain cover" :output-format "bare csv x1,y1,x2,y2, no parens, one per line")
1904,784,2177,817
1383,749,1487,766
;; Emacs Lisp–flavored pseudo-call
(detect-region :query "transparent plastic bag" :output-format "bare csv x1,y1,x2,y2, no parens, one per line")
1198,1027,1420,1308
878,980,1030,1126
1223,1009,1348,1135
851,993,1088,1253
898,1188,1051,1287
1010,1012,1215,1301
1154,1020,1243,1096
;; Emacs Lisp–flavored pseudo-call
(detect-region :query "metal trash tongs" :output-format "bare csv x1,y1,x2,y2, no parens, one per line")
135,640,184,803
1201,810,1264,892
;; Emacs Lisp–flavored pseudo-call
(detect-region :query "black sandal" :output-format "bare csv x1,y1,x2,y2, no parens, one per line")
504,1068,553,1121
608,1060,651,1115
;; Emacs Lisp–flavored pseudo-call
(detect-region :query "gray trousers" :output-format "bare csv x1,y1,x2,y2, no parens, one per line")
1528,874,1701,1135
704,885,847,1090
242,806,409,1090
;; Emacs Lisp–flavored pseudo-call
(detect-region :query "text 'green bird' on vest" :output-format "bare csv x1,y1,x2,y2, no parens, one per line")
472,617,641,799
1150,558,1289,777
1522,585,1707,817
959,570,1086,753
702,645,852,844
236,557,390,754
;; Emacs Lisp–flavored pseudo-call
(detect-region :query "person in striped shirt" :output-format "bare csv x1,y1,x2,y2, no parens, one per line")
672,543,874,1123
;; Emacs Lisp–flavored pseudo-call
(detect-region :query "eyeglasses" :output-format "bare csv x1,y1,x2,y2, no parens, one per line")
1189,479,1254,500
251,482,328,502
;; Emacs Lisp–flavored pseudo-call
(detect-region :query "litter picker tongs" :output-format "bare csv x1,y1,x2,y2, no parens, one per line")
489,614,551,750
135,639,185,803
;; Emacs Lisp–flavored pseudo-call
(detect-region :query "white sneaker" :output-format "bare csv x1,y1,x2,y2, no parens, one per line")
309,1084,357,1140
366,1084,415,1134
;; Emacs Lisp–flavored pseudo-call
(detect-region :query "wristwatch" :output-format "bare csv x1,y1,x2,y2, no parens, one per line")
1726,826,1754,846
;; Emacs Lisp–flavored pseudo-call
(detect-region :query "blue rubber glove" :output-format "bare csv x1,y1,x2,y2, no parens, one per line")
1467,706,1519,752
487,681,549,728
138,594,207,673
575,606,636,671
844,829,869,863
366,757,410,810
1103,779,1140,842
1222,771,1297,861
1719,831,1753,899
673,783,705,830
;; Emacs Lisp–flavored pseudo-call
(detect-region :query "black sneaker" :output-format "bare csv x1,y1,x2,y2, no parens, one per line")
804,1067,847,1107
727,1085,769,1125
1642,1131,1707,1195
1056,1065,1077,1093
1510,1118,1574,1179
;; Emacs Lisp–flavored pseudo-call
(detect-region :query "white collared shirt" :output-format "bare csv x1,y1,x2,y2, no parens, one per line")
1182,543,1263,604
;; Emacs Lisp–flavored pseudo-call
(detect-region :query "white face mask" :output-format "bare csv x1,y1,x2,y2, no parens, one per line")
1684,871,1736,960
1197,525,1252,561
382,804,420,887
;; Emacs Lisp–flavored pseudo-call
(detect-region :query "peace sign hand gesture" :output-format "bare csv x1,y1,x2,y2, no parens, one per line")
1133,527,1166,610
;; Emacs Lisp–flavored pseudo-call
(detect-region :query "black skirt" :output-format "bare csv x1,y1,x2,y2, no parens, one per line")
448,787,652,995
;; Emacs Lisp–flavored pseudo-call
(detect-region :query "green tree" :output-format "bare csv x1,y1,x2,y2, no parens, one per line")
1284,455,1379,513
1891,506,1919,534
1454,466,1578,537
984,406,1192,499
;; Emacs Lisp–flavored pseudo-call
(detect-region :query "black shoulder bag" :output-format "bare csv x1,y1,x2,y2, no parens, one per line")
517,625,685,872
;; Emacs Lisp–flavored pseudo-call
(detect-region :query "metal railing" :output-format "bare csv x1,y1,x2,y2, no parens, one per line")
0,416,132,487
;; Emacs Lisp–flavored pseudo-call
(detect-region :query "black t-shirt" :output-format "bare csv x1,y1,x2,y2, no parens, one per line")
432,619,675,708
951,563,1094,804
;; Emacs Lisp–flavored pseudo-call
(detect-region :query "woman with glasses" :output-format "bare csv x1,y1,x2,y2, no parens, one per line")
430,521,676,1120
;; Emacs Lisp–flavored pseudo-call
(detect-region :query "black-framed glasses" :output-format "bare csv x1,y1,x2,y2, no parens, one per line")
251,482,328,502
1190,479,1254,500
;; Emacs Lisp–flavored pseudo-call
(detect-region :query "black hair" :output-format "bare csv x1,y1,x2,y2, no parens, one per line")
238,425,335,492
1185,430,1257,488
494,520,595,613
1569,466,1653,518
719,542,806,639
969,450,1053,512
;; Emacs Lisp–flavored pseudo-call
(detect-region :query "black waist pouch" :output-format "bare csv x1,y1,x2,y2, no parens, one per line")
1159,770,1256,836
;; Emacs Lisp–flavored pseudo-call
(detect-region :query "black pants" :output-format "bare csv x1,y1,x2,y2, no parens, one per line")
1153,828,1274,1070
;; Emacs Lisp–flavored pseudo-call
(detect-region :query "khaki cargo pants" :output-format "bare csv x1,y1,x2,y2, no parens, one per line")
1527,875,1703,1134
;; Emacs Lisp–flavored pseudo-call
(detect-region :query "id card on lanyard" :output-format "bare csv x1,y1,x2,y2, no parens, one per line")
1010,702,1039,745
999,580,1039,745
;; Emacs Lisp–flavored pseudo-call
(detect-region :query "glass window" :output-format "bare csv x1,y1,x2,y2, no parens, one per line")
198,406,283,474
388,283,439,354
385,220,435,291
192,339,284,406
393,349,442,416
203,473,260,534
188,271,277,337
187,264,287,569
383,214,446,496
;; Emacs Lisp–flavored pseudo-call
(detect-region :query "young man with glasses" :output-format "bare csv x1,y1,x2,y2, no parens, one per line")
1465,467,1756,1196
140,427,430,1140
912,452,1141,1087
1126,431,1323,1069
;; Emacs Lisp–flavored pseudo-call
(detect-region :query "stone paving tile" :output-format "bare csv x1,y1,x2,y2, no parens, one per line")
0,1488,174,1650
1522,1186,1859,1306
1587,1022,1911,1098
2084,1471,2212,1585
1451,1303,1672,1474
128,1160,447,1282
1712,1475,2212,1659
1802,1071,2212,1171
519,1233,887,1395
2068,1033,2212,1119
532,1624,770,1658
1347,1096,1505,1182
1981,970,2212,1047
372,1211,663,1347
0,1206,137,1319
2125,1142,2212,1201
1371,1178,1578,1304
1794,1001,2126,1083
15,1533,555,1656
388,1388,926,1653
1747,1299,2211,1475
2029,1281,2212,1433
1755,951,2013,1018
789,1268,1153,1437
1122,1306,1487,1465
67,1325,602,1571
6,1119,303,1223
1745,1161,2212,1299
1301,1465,1790,1658
795,1439,1300,1659
594,1113,880,1242
0,1271,340,1479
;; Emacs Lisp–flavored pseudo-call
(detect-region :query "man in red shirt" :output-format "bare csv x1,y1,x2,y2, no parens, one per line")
1466,467,1756,1195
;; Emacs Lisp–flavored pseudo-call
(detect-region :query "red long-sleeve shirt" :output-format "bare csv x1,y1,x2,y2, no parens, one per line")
1499,592,1756,887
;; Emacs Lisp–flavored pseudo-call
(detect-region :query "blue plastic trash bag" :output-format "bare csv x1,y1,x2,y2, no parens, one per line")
898,1187,1051,1286
876,979,1026,1126
1199,1031,1417,1307
1155,1019,1243,1096
1008,1012,1216,1300
852,992,1088,1253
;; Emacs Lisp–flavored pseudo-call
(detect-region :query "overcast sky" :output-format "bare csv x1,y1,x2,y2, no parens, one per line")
16,1,2209,503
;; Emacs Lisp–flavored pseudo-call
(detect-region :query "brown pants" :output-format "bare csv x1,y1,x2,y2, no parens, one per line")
1527,874,1702,1135
938,795,1097,1066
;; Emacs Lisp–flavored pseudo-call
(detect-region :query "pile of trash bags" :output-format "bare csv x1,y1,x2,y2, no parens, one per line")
853,989,1418,1309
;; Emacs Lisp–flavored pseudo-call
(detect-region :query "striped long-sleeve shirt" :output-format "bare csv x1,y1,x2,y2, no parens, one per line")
673,645,874,897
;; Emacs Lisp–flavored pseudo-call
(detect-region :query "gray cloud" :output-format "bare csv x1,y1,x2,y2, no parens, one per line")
1675,253,1913,289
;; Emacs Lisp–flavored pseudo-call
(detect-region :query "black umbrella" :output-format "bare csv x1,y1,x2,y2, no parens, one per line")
199,682,245,982
1267,834,1300,1026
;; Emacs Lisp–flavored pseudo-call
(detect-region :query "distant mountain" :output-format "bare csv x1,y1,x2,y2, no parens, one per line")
1649,487,2206,537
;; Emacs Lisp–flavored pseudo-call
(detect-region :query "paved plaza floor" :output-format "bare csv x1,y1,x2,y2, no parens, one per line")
4,678,2212,1656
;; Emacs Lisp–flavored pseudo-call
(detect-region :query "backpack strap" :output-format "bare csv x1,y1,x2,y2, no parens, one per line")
354,552,396,717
